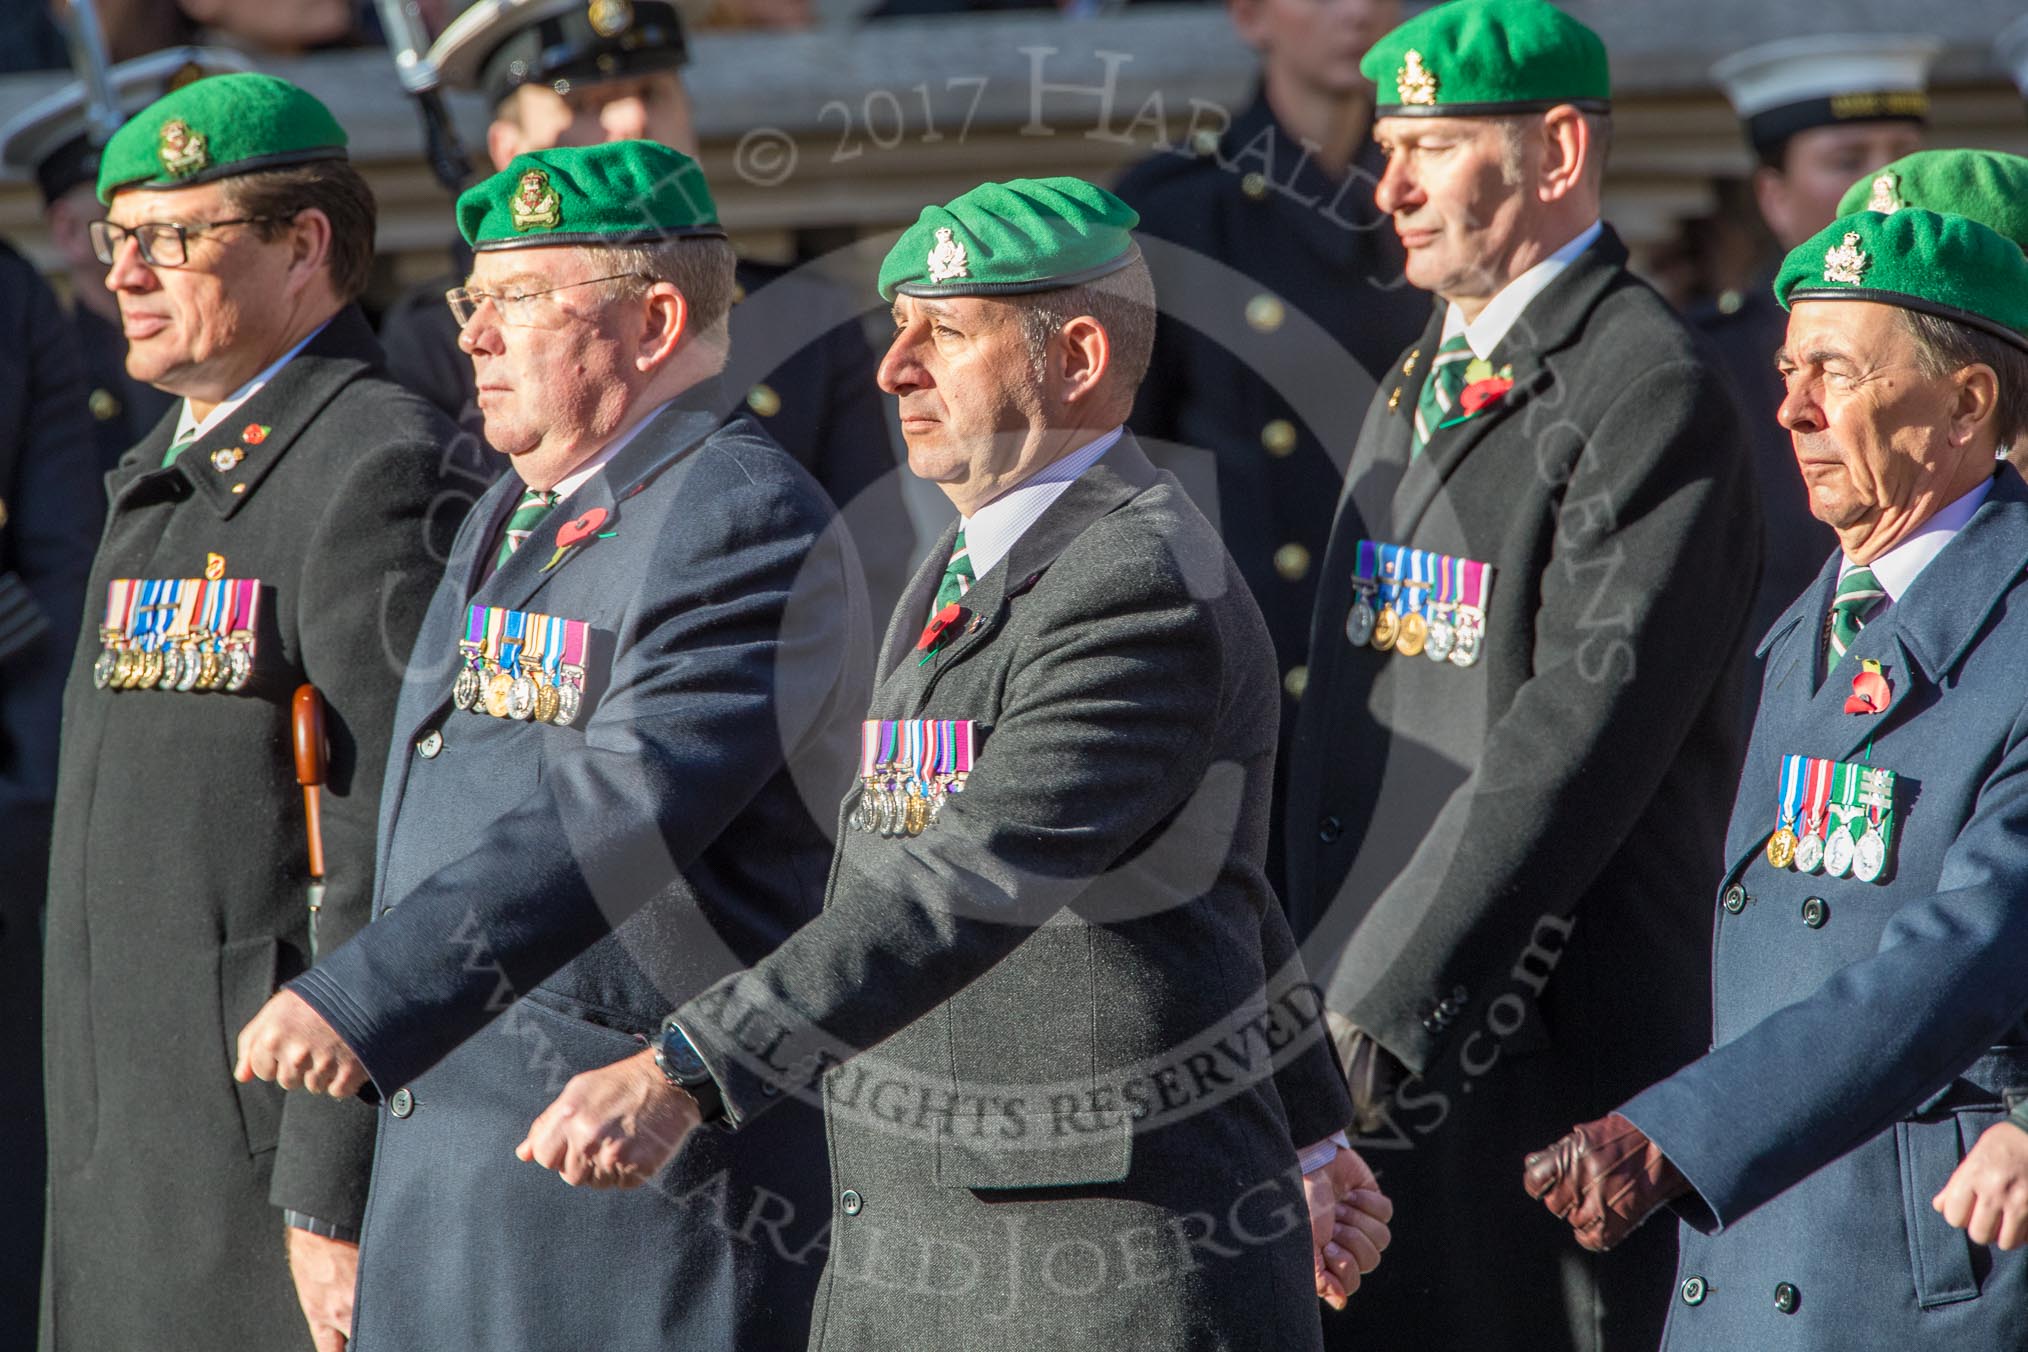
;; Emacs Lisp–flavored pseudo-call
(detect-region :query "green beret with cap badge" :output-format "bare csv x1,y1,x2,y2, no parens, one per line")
1837,149,2028,253
1775,208,2028,353
95,72,346,204
877,177,1140,302
1361,0,1610,119
456,140,727,250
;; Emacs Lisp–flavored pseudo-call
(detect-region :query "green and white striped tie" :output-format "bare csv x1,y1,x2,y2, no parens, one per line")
1411,334,1474,456
933,528,974,614
1825,565,1885,670
497,487,559,570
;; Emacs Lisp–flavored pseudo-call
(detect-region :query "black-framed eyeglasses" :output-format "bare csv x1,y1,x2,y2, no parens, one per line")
444,272,653,328
88,216,282,268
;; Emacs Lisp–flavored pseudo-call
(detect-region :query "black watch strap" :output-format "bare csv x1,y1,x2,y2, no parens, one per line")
655,1016,727,1125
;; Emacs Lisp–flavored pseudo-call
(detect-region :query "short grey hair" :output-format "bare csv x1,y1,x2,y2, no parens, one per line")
1010,253,1158,400
580,235,739,355
1490,110,1612,188
1898,308,2028,454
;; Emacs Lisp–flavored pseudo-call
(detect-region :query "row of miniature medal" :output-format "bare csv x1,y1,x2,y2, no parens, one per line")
854,719,975,837
93,577,260,692
451,604,591,725
1766,754,1897,884
1345,541,1495,667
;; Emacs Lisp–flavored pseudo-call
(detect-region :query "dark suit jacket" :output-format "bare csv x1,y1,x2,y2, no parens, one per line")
41,307,467,1352
1623,470,2028,1350
0,241,98,1351
379,250,916,620
1114,88,1431,692
670,434,1355,1351
1284,228,1762,1351
290,387,870,1350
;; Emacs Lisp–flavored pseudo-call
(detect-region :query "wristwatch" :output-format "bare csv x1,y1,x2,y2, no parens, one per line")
653,1014,726,1125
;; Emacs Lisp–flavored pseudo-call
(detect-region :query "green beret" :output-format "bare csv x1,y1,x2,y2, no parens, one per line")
1776,208,2028,353
877,177,1139,302
1837,150,2028,252
1361,0,1610,119
456,141,726,251
96,73,346,204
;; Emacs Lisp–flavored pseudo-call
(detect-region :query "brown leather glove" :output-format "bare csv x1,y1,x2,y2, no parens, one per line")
1522,1112,1690,1252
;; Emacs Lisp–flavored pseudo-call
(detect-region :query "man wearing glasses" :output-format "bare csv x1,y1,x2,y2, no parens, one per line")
234,139,868,1351
40,73,467,1352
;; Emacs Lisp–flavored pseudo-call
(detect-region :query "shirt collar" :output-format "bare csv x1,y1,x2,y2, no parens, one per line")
544,397,674,502
1441,220,1604,360
173,320,329,445
1840,477,1993,603
958,425,1123,583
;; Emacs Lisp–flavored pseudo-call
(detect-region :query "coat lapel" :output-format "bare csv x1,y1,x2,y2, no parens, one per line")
877,519,959,680
471,387,727,616
1389,229,1633,540
1341,309,1444,536
107,306,384,513
875,433,1159,718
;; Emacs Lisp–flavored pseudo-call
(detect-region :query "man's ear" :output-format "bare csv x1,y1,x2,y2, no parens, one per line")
1056,314,1111,406
637,282,689,371
1948,361,2002,452
1536,105,1591,203
284,208,335,295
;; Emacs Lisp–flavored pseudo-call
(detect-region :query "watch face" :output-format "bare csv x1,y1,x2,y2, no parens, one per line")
658,1021,707,1082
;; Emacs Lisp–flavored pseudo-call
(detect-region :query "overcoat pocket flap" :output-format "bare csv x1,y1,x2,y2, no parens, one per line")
933,1109,1132,1191
1897,1116,1980,1308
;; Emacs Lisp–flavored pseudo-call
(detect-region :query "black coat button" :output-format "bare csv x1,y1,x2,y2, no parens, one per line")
1681,1275,1706,1305
1774,1282,1800,1314
1319,816,1344,843
1722,885,1748,914
1800,897,1828,929
840,1189,863,1217
390,1088,414,1118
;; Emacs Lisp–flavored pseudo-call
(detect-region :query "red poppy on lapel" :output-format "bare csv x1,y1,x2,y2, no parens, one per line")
1845,665,1892,715
1458,374,1515,415
558,508,607,547
916,602,965,658
241,422,270,445
543,507,610,572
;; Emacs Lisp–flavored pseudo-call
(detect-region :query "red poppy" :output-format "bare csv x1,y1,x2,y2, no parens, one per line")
916,602,963,652
557,507,609,549
1458,376,1514,415
241,423,269,445
1844,668,1892,715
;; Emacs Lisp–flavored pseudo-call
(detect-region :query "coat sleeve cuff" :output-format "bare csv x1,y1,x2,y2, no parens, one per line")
672,983,838,1129
268,1090,377,1232
289,965,397,1099
1619,1082,1729,1235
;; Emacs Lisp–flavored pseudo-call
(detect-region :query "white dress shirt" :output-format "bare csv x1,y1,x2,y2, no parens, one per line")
1439,220,1605,360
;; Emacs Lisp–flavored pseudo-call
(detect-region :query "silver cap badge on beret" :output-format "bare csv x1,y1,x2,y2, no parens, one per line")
1822,232,1871,285
926,226,969,283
